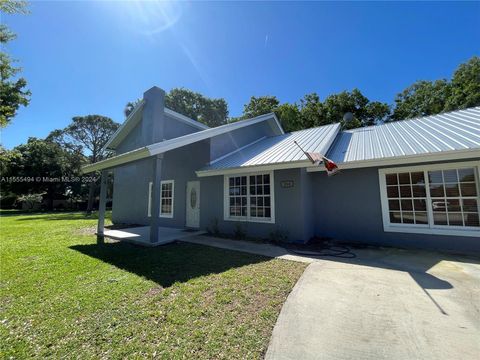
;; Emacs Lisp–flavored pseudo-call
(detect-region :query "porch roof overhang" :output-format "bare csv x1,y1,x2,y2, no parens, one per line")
82,112,283,174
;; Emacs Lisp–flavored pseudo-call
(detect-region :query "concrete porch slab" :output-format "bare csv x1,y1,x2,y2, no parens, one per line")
101,226,205,247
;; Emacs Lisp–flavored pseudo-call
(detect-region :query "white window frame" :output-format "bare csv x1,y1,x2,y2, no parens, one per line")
147,181,153,217
379,161,480,237
159,180,175,218
223,171,275,224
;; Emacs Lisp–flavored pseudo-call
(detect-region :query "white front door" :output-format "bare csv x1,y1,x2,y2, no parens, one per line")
186,181,200,228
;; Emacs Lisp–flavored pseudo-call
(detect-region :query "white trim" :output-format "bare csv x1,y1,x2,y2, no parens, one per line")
378,160,480,238
197,160,311,178
103,100,145,151
223,170,275,224
147,181,153,217
209,136,267,165
307,148,480,172
164,108,209,130
159,180,175,218
81,147,150,174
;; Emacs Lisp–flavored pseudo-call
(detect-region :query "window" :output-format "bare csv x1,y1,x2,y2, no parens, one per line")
147,181,153,217
160,180,174,218
379,162,480,237
224,172,274,223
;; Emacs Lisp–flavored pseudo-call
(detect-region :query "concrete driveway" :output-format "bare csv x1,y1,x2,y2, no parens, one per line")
265,248,480,360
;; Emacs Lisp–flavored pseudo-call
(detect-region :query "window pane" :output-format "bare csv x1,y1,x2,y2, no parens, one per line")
403,212,414,224
250,176,256,185
412,185,426,197
229,178,234,186
432,200,446,212
256,175,263,184
401,199,413,211
413,199,427,211
250,207,257,217
258,197,264,206
460,183,477,196
411,172,425,185
263,175,270,184
415,212,428,224
241,186,247,195
386,173,398,185
443,170,458,183
464,213,480,227
444,183,460,197
429,184,444,197
265,197,270,207
458,168,475,182
265,208,271,218
388,200,400,211
241,177,247,185
257,186,263,195
400,186,412,198
264,185,270,195
448,213,463,226
462,199,478,212
390,212,401,223
428,170,443,183
387,186,399,198
433,212,448,225
399,173,410,184
446,199,461,212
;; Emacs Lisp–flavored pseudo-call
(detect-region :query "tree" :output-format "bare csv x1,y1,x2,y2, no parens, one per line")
242,95,280,118
50,115,119,213
275,103,301,132
165,88,228,127
0,0,30,127
124,99,142,118
3,138,81,210
445,56,480,111
390,56,480,121
390,80,451,121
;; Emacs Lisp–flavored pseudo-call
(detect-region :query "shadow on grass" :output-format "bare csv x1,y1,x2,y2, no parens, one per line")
70,241,268,288
12,211,110,221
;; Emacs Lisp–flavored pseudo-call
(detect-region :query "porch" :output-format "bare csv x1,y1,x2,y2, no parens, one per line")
101,226,205,247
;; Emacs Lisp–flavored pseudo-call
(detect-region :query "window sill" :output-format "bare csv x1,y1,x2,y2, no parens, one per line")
160,214,174,219
224,217,275,224
384,224,480,237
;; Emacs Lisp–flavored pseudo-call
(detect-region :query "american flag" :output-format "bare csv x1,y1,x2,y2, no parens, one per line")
294,141,340,176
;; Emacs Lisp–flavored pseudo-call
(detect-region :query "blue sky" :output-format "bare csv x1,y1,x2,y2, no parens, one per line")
2,1,479,149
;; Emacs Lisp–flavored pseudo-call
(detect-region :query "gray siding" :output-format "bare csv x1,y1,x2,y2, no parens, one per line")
112,141,210,227
164,114,200,140
310,160,480,253
199,168,312,242
112,157,153,224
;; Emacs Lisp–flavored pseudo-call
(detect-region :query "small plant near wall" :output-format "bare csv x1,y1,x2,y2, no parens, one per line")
269,228,289,244
233,223,247,240
207,218,221,236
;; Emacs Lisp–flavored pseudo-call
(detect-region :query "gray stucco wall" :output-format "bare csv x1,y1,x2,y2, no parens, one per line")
112,157,153,224
112,141,210,227
164,114,199,140
310,162,480,254
199,168,312,242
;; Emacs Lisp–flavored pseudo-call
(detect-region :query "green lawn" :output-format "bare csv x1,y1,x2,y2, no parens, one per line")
0,211,306,359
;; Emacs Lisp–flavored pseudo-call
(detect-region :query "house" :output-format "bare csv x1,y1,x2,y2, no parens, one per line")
82,86,480,253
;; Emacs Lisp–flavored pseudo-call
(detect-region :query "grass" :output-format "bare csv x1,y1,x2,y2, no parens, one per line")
0,211,306,359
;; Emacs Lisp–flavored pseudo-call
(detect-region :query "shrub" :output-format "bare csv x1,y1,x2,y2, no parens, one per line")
17,193,43,211
233,223,247,240
207,218,220,236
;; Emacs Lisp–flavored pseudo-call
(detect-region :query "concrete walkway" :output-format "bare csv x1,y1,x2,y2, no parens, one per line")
265,250,480,360
180,235,315,263
103,226,205,246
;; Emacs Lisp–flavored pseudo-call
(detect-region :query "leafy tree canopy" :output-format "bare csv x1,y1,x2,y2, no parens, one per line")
391,56,480,121
0,0,30,127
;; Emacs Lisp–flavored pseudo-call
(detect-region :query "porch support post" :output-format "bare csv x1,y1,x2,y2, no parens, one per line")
150,155,163,243
97,169,108,243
